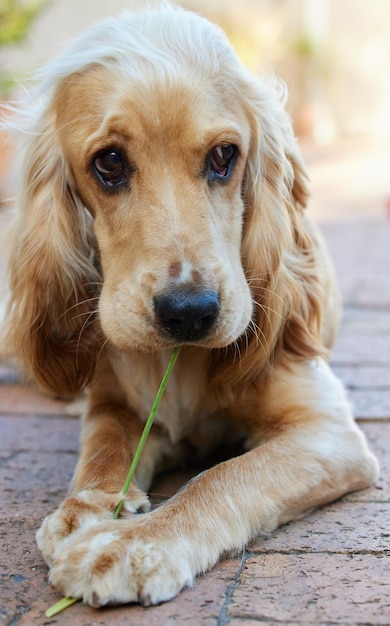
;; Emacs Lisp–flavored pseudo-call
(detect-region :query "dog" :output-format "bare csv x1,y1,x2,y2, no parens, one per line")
4,4,378,607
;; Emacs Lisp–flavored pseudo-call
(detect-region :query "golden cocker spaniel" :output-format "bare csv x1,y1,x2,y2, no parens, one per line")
4,4,378,607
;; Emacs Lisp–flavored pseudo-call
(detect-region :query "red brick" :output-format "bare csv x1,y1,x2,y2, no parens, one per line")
0,384,84,416
332,334,390,366
0,519,47,625
0,415,79,451
350,389,390,419
0,450,76,519
229,553,390,624
250,501,390,554
333,364,390,389
340,309,390,332
322,219,390,307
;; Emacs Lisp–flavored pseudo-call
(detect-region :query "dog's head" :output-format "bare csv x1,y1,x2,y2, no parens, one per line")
6,5,323,395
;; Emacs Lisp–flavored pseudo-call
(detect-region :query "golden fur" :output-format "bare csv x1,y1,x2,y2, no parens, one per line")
4,5,378,607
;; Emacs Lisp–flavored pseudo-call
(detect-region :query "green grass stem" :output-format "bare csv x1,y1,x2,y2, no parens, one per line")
45,596,78,617
114,346,180,518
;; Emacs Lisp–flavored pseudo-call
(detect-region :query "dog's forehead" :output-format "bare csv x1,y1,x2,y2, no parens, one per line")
54,63,248,154
113,76,239,142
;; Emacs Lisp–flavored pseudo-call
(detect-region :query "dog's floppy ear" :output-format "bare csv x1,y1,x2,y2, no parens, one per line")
211,78,325,393
5,105,101,396
242,78,325,367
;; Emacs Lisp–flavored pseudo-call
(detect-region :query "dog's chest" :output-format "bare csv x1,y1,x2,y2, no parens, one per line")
110,349,217,445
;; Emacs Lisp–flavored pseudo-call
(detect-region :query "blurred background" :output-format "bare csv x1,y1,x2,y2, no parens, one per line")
1,0,390,220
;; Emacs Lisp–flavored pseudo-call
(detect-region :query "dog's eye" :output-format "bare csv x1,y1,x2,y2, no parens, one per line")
93,150,128,188
208,144,237,183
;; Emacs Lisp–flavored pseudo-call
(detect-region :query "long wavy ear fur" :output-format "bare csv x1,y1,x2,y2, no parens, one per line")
211,76,326,393
5,104,101,396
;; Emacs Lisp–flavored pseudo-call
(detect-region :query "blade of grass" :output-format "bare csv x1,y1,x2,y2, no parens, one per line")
114,346,180,518
45,596,78,617
45,346,180,616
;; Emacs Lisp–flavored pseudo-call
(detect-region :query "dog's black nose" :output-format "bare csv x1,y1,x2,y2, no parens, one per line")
154,287,220,342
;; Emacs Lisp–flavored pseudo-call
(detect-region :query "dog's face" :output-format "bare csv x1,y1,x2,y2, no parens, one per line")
55,65,253,352
6,8,316,396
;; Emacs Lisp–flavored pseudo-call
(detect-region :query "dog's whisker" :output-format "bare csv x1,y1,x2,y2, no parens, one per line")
247,318,270,356
52,296,100,326
95,336,110,368
252,299,286,322
75,310,97,364
254,287,287,307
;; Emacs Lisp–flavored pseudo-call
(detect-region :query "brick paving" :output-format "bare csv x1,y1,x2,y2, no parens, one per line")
1,147,390,624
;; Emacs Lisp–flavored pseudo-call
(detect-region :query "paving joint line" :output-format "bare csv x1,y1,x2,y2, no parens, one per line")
247,548,390,557
217,549,249,626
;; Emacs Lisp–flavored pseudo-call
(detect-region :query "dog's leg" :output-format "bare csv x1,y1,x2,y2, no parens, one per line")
47,358,378,606
37,357,175,566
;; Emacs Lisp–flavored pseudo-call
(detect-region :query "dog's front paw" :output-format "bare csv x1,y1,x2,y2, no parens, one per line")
49,518,194,606
37,486,150,566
